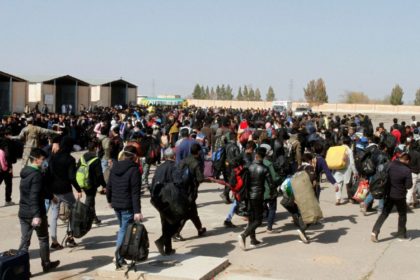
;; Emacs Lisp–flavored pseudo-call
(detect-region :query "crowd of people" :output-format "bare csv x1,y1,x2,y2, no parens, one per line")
1,104,419,275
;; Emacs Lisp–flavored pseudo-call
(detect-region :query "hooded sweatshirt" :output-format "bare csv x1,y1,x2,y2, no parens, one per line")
106,160,141,213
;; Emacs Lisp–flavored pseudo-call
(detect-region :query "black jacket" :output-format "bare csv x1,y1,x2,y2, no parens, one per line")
77,152,106,194
106,160,142,213
49,151,81,194
248,159,273,200
179,155,204,202
389,160,412,199
19,166,52,219
409,149,420,174
151,160,177,188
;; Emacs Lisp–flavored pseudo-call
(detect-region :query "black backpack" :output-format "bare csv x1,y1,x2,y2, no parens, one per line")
69,200,95,239
382,133,396,150
370,164,390,199
118,222,149,275
355,150,376,177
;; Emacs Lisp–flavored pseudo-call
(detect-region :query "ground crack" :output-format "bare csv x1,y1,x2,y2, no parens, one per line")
360,241,393,280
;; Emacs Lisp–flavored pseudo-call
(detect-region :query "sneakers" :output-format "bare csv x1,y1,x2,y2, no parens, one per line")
371,232,379,243
224,220,236,228
65,237,77,248
42,260,60,273
172,234,185,242
360,203,367,216
391,232,409,241
297,229,309,244
238,234,246,251
198,227,207,237
98,189,106,195
4,201,15,207
50,243,64,250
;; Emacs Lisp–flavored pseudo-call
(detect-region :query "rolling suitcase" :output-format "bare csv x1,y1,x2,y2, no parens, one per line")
0,250,30,280
291,171,323,224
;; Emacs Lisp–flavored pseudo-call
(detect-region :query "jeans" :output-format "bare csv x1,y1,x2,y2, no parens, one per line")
101,158,110,173
226,200,239,221
115,209,134,262
265,198,277,230
0,171,13,202
364,193,384,213
372,197,407,236
50,192,76,242
19,216,50,267
243,199,263,241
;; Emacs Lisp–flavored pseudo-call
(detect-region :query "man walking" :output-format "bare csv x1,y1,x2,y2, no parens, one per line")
238,147,273,250
371,152,412,242
18,148,60,274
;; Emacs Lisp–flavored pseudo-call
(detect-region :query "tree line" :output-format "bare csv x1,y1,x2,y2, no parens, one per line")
192,84,276,101
191,80,420,105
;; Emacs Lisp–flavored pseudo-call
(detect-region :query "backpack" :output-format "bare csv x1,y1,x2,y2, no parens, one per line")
382,133,397,150
118,222,149,276
212,147,226,172
69,200,95,238
370,164,390,199
228,165,249,202
76,156,98,190
145,141,161,164
355,150,375,177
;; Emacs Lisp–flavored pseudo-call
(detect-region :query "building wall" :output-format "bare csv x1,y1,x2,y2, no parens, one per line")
128,88,137,105
78,86,90,113
187,99,420,115
12,81,27,113
42,84,56,112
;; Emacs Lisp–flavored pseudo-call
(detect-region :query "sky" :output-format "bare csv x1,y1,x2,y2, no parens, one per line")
1,0,420,102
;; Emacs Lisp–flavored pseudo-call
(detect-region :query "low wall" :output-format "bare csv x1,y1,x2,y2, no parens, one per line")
187,99,420,115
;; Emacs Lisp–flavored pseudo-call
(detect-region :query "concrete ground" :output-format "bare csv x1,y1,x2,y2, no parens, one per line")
0,155,419,280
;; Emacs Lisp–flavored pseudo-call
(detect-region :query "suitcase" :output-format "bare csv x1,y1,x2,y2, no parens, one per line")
326,146,348,170
70,200,95,238
0,250,30,280
291,171,323,224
